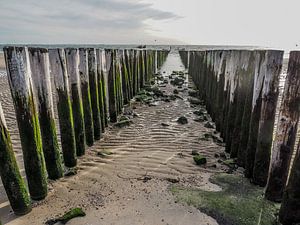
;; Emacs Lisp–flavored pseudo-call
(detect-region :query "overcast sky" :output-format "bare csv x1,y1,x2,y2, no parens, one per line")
0,0,299,50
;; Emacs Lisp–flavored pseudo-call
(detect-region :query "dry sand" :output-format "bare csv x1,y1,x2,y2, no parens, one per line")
0,51,230,225
0,53,5,70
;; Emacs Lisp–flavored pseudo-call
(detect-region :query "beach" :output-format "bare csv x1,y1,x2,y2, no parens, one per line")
0,51,227,225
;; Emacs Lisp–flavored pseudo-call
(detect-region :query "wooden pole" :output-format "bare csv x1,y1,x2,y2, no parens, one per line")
244,50,266,178
29,47,63,180
252,50,283,186
237,51,256,167
96,49,105,132
49,48,77,167
87,48,102,140
100,49,109,127
65,48,86,155
266,51,300,201
107,49,117,123
279,140,300,225
0,102,31,215
4,46,48,200
79,48,94,147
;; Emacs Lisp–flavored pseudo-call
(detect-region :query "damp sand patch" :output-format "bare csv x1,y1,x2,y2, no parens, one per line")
170,173,279,225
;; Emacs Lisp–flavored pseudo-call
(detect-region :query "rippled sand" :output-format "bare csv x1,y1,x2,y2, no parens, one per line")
0,51,229,225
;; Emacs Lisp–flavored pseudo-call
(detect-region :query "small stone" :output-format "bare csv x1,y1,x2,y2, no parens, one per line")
166,178,180,183
193,155,207,165
204,122,215,129
188,97,203,105
161,123,170,127
177,116,188,125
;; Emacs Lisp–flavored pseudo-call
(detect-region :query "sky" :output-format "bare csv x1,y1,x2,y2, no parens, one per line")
0,0,299,50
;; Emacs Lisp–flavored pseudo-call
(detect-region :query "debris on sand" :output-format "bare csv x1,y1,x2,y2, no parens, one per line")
45,207,86,225
188,90,199,97
173,89,179,94
166,177,180,183
114,117,133,128
161,122,170,127
193,155,207,165
177,116,188,124
188,97,204,105
97,150,113,158
170,77,185,86
204,121,215,129
65,167,78,177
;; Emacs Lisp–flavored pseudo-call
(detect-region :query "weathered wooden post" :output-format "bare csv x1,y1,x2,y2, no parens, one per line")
65,48,86,155
0,102,31,215
244,50,266,178
29,47,63,180
96,49,106,133
100,49,109,127
49,48,77,167
4,46,48,200
266,51,300,201
237,51,256,167
107,49,118,122
87,48,101,140
115,50,123,113
279,140,300,225
79,48,94,147
252,50,283,186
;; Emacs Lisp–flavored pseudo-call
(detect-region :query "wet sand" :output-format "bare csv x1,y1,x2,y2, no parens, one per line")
0,51,229,224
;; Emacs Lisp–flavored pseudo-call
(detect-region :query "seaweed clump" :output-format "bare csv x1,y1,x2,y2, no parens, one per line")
170,174,279,225
45,207,86,225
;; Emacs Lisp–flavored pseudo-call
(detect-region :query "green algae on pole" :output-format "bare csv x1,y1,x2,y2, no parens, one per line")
252,50,283,187
65,48,86,155
88,48,102,139
0,102,31,215
279,140,300,225
266,51,300,201
107,49,118,122
49,48,77,167
79,48,94,146
96,49,106,132
29,47,63,180
4,46,48,200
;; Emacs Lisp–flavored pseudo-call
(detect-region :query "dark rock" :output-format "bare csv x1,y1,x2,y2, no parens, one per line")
173,89,179,94
188,90,199,97
204,122,215,129
177,116,188,125
166,178,180,183
161,123,170,127
193,155,207,165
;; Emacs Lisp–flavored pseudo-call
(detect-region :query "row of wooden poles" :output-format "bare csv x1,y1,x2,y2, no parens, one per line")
179,49,300,225
0,46,169,216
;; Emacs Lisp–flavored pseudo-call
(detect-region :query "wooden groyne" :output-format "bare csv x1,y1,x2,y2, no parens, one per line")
2,46,169,216
179,49,300,225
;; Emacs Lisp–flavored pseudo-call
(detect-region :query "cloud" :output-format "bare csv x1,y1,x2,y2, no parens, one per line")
0,0,181,44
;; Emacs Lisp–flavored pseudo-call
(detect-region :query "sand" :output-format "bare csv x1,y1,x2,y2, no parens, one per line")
0,51,231,225
0,53,5,70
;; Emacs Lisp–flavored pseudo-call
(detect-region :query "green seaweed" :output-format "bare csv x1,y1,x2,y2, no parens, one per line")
45,207,86,225
171,173,279,225
193,155,207,165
